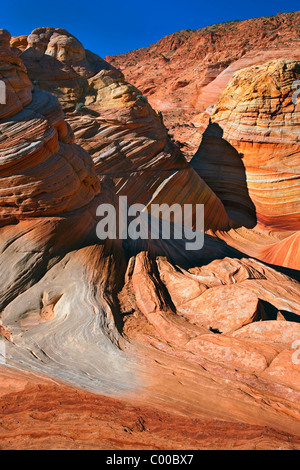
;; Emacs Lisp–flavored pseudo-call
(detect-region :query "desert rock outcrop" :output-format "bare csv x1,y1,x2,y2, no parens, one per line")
107,11,300,156
191,59,300,270
1,25,300,450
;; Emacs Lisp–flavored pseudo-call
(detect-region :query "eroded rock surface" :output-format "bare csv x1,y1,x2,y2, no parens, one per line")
1,26,300,450
191,59,300,270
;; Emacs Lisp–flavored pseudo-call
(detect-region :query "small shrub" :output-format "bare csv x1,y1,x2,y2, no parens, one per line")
75,102,85,112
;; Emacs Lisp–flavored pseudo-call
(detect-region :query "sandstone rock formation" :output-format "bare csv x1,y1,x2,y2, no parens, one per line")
0,25,300,450
107,11,300,156
13,27,232,235
191,59,300,270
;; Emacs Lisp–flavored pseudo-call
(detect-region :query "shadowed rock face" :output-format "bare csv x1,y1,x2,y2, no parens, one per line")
106,11,300,156
1,27,300,450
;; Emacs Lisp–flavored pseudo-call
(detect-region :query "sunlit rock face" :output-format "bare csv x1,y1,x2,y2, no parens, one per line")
106,11,300,157
0,29,140,396
0,28,100,224
204,60,300,230
1,27,300,450
18,27,113,110
14,27,231,233
191,59,300,270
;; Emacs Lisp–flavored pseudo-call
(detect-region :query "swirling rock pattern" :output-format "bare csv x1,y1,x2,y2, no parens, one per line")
15,27,231,232
0,28,300,450
18,27,113,110
0,30,100,224
191,59,300,270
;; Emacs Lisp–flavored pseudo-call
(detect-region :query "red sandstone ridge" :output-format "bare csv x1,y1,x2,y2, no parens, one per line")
1,25,300,450
16,27,299,271
106,11,300,156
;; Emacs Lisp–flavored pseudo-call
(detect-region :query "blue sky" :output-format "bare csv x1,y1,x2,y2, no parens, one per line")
2,0,299,57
